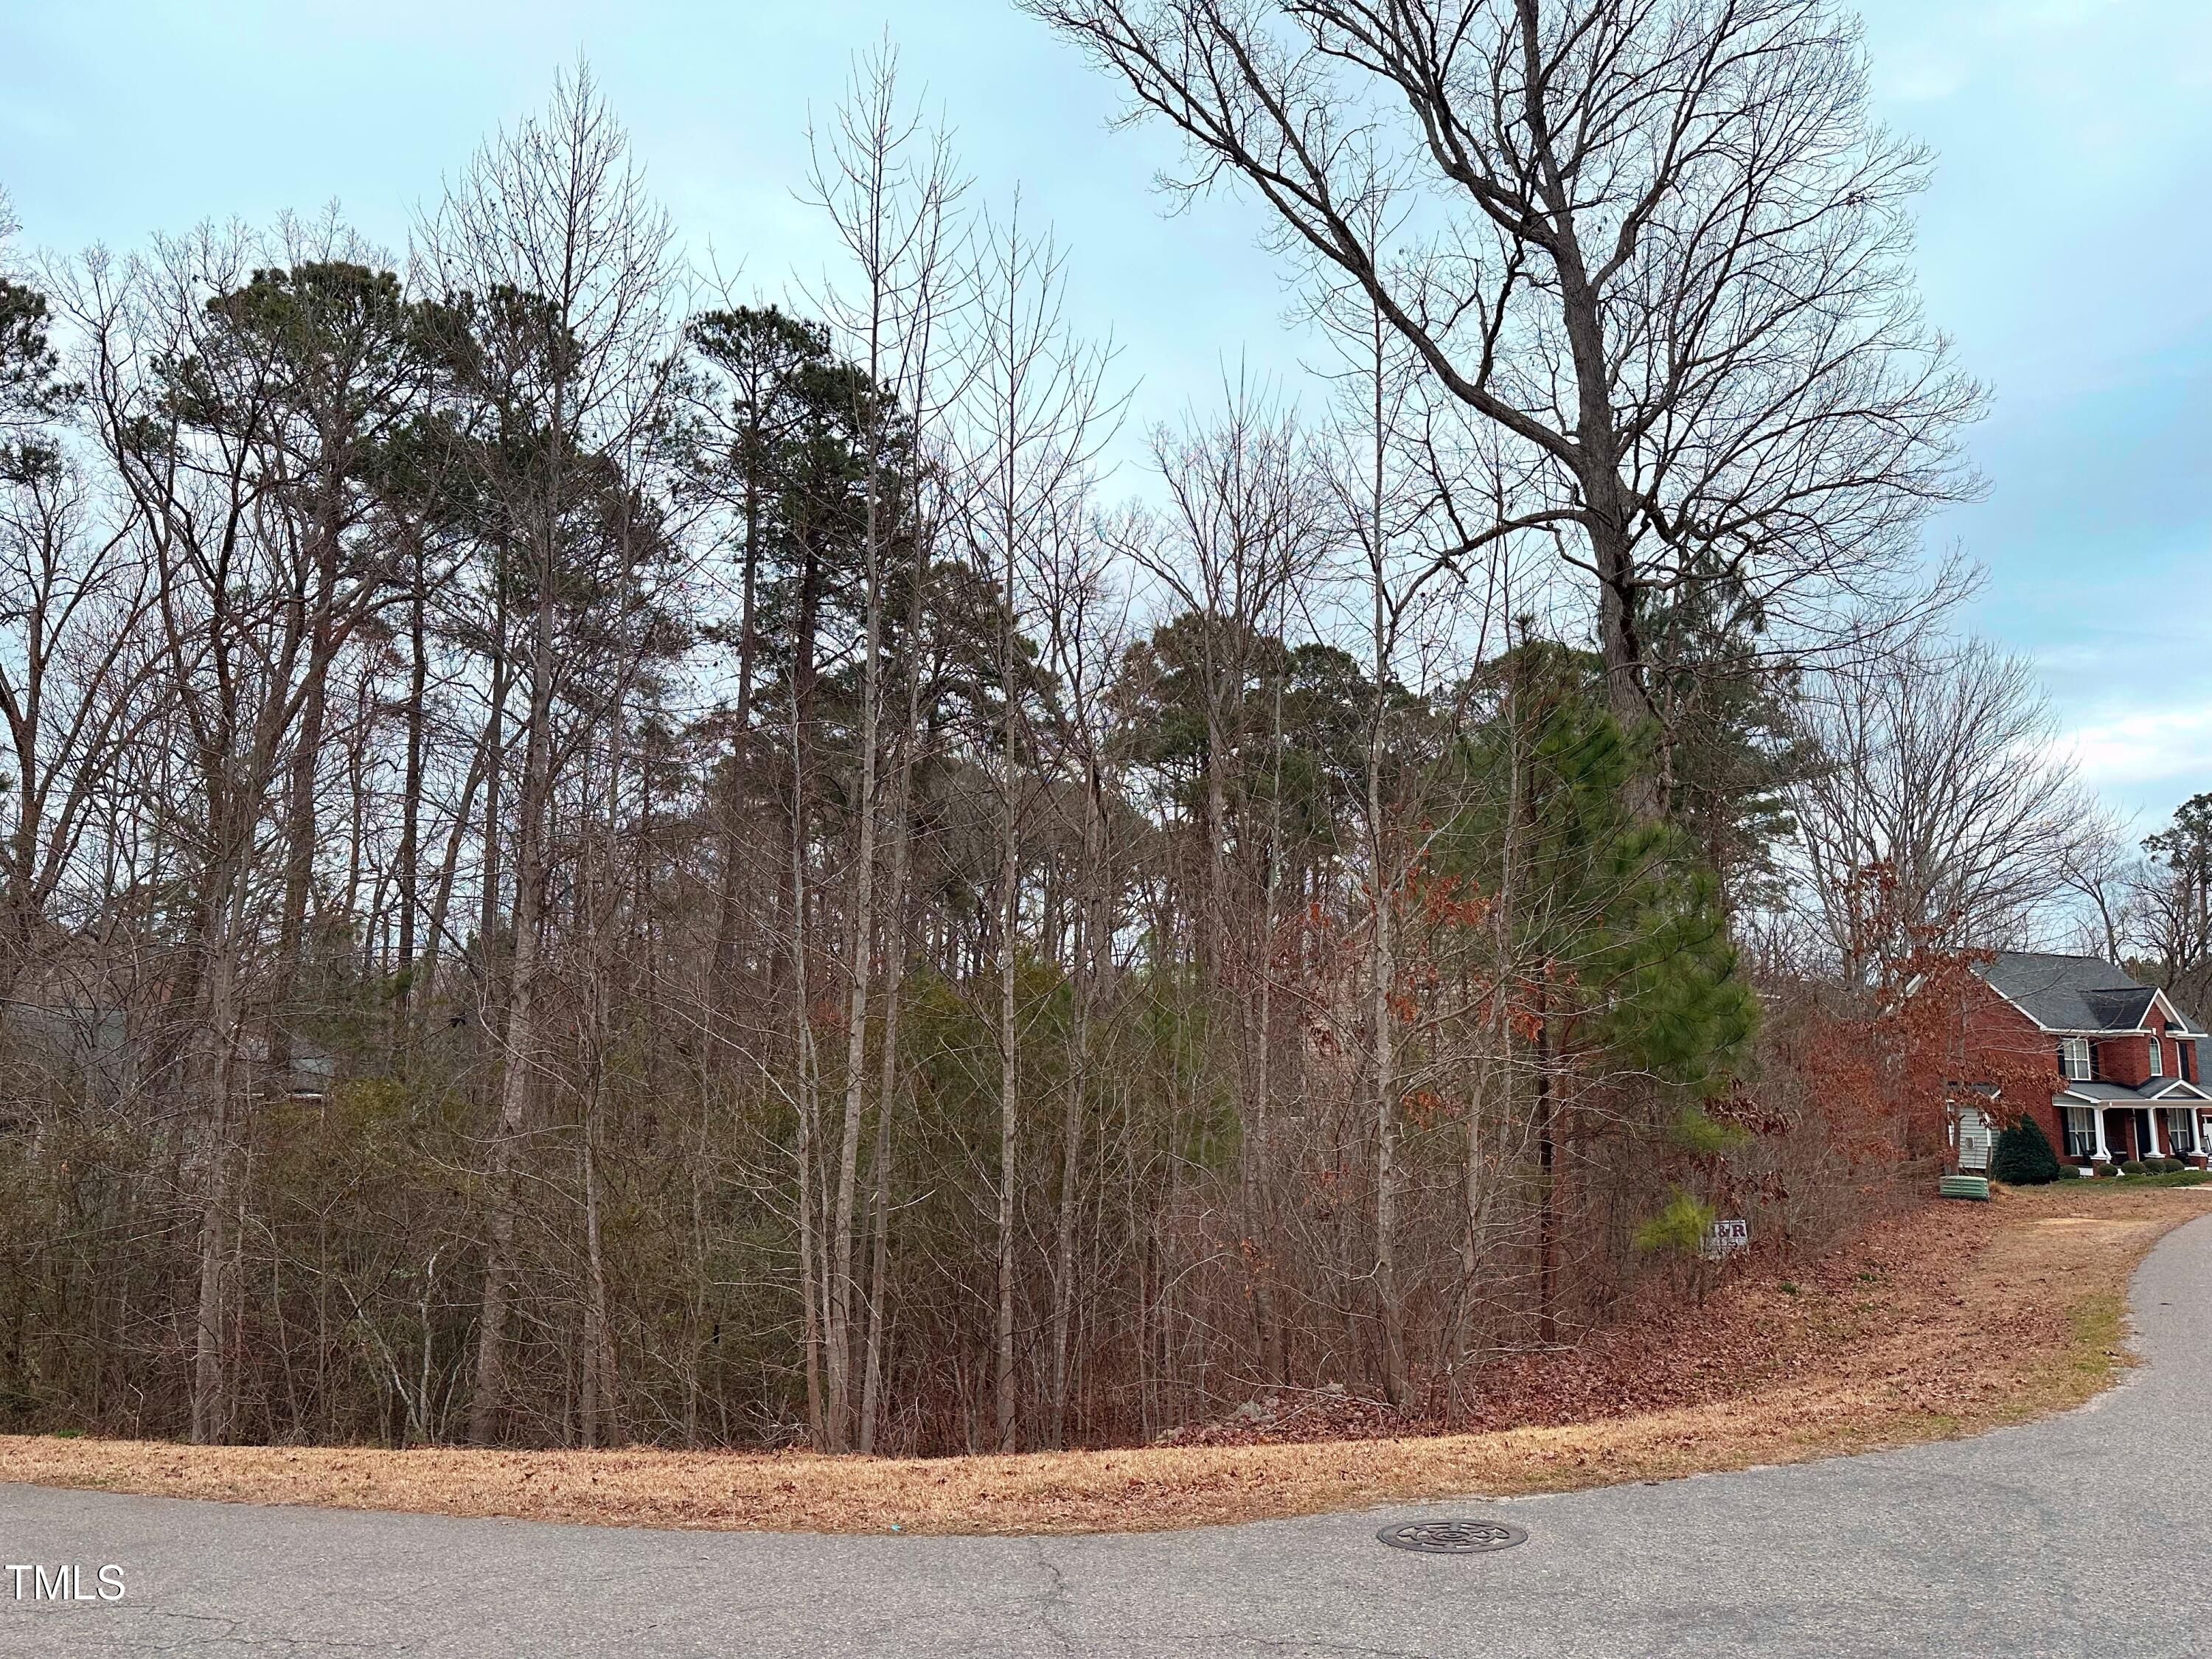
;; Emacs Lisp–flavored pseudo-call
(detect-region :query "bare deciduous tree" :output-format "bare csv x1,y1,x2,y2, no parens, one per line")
958,199,1116,1451
419,63,676,1445
1025,0,1980,762
1789,635,2101,975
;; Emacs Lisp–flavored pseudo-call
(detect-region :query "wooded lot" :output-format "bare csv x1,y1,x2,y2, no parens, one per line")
0,5,2196,1458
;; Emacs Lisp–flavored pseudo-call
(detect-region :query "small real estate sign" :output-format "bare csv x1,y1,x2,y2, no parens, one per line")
1700,1217,1749,1261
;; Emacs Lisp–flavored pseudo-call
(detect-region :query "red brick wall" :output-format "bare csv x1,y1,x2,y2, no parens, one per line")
1965,986,2061,1084
2101,1032,2150,1086
2097,1008,2181,1088
1961,984,2073,1163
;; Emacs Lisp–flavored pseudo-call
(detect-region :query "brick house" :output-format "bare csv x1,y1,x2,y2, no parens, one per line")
1950,953,2212,1172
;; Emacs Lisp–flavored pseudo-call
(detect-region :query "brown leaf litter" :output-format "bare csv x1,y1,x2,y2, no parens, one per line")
1,1182,2200,1535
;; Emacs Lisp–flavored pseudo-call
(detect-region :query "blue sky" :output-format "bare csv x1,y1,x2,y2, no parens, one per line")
4,0,2208,827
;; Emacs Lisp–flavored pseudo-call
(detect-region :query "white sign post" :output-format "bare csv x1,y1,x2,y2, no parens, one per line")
1700,1217,1749,1261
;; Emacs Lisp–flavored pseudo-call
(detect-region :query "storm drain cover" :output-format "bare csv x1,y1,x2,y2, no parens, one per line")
1377,1519,1528,1555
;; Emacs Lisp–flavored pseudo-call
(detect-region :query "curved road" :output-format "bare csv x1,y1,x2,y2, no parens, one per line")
6,1215,2210,1658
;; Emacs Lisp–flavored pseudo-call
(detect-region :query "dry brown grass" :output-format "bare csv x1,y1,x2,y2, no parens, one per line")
4,1182,2202,1535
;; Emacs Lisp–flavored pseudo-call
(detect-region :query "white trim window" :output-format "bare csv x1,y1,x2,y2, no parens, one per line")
2163,1107,2196,1154
2062,1106,2096,1159
2149,1036,2164,1078
2061,1037,2093,1082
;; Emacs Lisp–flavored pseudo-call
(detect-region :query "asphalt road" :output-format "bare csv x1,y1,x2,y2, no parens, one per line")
6,1213,2209,1659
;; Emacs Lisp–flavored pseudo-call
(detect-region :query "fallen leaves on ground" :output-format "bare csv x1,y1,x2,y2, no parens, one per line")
1,1182,2200,1535
1163,1184,2113,1447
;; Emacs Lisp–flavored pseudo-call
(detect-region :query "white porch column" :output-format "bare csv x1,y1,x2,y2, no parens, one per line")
2146,1109,2163,1159
2093,1108,2111,1161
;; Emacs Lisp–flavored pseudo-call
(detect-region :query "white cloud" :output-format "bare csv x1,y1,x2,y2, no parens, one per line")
2059,705,2212,807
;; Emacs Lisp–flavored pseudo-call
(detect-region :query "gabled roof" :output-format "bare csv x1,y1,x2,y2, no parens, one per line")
2058,1079,2212,1105
2143,1078,2212,1102
1978,952,2199,1035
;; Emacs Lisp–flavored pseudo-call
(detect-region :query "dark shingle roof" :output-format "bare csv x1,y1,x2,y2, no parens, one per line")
2144,1078,2210,1101
2059,1080,2183,1102
1978,952,2196,1034
2083,986,2157,1029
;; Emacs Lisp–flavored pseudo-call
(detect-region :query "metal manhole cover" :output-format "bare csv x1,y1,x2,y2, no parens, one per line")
1377,1519,1528,1555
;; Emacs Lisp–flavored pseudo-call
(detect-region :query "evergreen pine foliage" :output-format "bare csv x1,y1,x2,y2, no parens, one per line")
1441,640,1761,1101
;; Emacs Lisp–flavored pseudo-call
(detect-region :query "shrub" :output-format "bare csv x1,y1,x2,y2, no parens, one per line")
2121,1160,2147,1176
2122,1168,2211,1188
1989,1116,2062,1185
1634,1190,1717,1256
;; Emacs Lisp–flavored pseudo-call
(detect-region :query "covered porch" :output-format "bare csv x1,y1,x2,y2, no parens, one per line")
2059,1082,2212,1165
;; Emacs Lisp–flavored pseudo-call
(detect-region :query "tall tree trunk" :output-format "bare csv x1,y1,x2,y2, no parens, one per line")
1368,757,1405,1406
394,563,428,1058
1535,982,1556,1348
1251,679,1286,1382
188,885,243,1445
274,500,344,1031
826,428,888,1452
579,1131,613,1448
706,783,747,1024
477,604,511,973
1363,300,1408,1409
421,726,493,1019
858,740,917,1458
466,580,555,1446
1048,782,1101,1449
994,621,1020,1453
1459,665,1525,1402
856,941,902,1455
787,688,826,1444
858,488,933,1453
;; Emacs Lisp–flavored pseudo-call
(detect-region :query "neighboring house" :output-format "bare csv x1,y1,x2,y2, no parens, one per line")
0,1002,336,1108
1951,953,2212,1172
